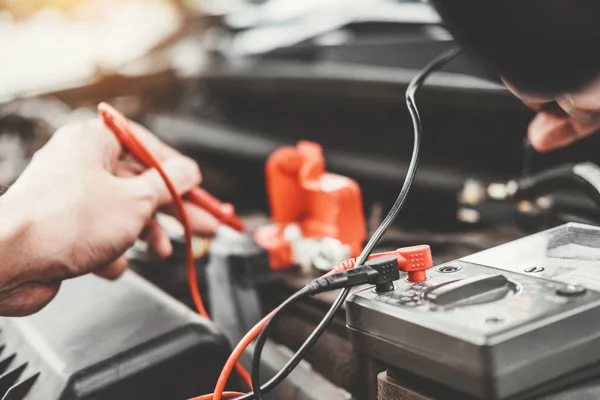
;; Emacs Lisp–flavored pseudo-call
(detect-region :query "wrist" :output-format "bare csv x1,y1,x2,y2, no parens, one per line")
0,191,38,288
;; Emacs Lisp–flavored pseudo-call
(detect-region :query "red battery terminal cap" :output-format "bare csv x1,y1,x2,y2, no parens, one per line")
332,245,433,283
395,245,433,282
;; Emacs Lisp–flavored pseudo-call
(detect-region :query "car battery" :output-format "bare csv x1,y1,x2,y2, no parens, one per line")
347,223,600,399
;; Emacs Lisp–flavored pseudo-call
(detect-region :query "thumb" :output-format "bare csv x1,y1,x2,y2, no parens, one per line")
134,157,202,207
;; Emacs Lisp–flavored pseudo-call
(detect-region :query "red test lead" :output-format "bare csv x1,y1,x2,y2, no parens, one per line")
98,102,252,389
98,102,245,233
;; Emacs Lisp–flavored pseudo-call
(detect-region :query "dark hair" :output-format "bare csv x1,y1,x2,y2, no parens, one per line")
430,0,600,97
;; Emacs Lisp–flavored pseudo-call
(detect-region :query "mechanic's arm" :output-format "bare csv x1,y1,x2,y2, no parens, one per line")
0,119,217,317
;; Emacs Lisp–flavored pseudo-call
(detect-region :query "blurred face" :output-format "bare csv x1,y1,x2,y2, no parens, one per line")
429,0,600,97
429,0,600,151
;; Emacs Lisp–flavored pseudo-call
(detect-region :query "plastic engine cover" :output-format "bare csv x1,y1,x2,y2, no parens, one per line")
0,271,233,400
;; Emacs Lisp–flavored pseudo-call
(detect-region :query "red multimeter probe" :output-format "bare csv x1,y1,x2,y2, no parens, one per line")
99,102,433,400
98,103,245,232
98,103,252,390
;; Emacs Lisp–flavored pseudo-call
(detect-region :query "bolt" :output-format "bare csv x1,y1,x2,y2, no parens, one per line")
437,265,461,273
524,266,545,273
375,282,395,293
556,284,587,297
485,317,503,324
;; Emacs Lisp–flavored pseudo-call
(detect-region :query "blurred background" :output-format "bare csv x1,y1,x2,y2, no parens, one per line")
1,0,597,227
2,1,600,398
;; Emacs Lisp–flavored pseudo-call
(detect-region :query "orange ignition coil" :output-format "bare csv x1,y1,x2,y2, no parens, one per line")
254,141,367,270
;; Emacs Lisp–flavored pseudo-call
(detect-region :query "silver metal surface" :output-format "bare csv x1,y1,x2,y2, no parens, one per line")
347,223,600,399
464,223,600,291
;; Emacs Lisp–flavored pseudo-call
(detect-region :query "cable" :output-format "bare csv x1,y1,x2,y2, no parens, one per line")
251,291,346,395
208,252,406,400
512,162,600,208
209,262,353,400
190,393,245,400
250,287,317,400
97,103,253,389
247,47,462,400
196,47,461,400
249,260,399,400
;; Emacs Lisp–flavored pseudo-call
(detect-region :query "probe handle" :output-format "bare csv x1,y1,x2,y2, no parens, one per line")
98,102,245,232
187,189,245,232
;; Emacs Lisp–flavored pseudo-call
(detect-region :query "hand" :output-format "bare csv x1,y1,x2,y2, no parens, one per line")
505,77,600,152
0,118,218,316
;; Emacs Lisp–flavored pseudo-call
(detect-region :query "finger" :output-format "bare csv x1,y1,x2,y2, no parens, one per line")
127,121,181,163
528,111,600,152
95,256,128,281
162,202,219,235
94,110,179,169
132,156,202,208
48,119,122,169
141,218,173,259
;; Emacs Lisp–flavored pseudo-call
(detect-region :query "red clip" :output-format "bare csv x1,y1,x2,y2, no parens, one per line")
254,141,366,269
333,245,433,283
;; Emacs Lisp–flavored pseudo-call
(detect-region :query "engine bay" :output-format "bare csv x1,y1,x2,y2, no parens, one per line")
2,2,600,399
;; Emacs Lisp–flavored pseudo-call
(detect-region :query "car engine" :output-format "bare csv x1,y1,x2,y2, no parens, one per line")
2,1,600,399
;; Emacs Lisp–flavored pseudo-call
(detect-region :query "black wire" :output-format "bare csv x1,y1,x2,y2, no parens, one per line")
235,47,462,400
250,287,316,400
232,288,347,400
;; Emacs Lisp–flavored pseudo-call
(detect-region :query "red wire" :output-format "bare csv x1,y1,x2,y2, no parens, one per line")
99,102,363,400
189,392,245,400
98,103,252,389
208,259,359,400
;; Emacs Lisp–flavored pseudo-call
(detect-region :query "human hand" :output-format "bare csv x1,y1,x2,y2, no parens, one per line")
0,118,218,316
505,77,600,152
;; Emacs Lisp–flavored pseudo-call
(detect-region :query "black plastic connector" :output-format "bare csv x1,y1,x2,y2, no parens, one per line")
306,256,400,294
365,256,401,292
514,162,600,209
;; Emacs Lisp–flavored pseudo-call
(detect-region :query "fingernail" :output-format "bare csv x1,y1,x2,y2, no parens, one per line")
163,158,201,188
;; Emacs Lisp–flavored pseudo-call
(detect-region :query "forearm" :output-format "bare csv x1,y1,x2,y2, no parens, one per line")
0,191,60,316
